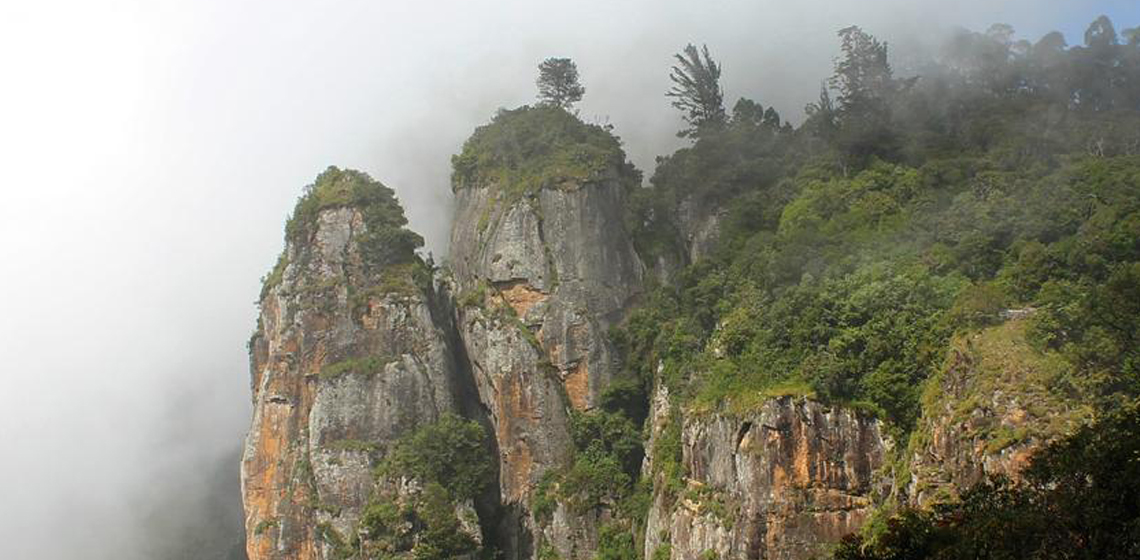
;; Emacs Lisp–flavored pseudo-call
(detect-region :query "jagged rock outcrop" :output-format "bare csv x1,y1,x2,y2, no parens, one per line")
449,174,643,557
905,319,1091,506
242,170,480,560
643,396,892,560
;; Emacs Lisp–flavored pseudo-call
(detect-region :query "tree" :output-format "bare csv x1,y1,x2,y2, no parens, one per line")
667,43,726,137
804,83,838,140
831,26,895,115
1074,15,1122,110
1084,15,1119,51
536,57,585,109
383,414,492,501
829,26,900,166
1124,27,1140,47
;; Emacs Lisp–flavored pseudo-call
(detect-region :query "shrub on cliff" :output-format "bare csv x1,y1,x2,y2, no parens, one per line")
259,166,425,299
832,402,1140,559
285,166,423,269
381,413,493,501
450,105,635,196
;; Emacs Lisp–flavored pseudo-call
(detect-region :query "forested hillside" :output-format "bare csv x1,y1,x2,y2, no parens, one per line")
611,16,1140,560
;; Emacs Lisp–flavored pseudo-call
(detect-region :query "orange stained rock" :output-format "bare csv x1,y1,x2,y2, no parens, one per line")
496,371,536,502
564,359,590,411
496,281,547,318
792,423,813,487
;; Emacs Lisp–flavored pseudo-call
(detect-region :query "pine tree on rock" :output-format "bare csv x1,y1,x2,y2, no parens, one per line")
667,43,726,137
536,57,586,109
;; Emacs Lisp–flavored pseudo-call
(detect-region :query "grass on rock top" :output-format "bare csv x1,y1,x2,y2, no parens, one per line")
259,166,426,301
450,105,634,198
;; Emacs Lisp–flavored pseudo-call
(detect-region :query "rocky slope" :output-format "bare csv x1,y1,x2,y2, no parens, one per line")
904,319,1092,507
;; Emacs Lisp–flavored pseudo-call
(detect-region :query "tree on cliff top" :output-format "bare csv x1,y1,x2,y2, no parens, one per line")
829,26,901,165
667,43,726,138
537,57,585,109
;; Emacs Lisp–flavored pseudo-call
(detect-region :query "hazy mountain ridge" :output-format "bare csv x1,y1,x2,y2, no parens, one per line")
239,16,1140,560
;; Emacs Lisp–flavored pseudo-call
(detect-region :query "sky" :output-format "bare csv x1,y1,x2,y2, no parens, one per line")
0,1,1136,558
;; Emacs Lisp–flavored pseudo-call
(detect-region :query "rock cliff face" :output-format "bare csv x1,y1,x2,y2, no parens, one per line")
242,181,478,560
905,319,1091,507
676,196,724,265
449,176,643,558
643,395,892,560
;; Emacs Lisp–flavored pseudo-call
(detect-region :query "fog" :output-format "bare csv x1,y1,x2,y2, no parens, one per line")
0,1,1135,558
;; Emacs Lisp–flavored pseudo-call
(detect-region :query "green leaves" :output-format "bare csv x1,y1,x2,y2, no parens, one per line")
833,403,1140,559
536,57,585,109
382,414,493,501
450,105,632,197
667,44,726,138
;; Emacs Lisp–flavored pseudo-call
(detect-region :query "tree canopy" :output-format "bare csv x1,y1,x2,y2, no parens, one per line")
667,43,726,137
536,57,585,109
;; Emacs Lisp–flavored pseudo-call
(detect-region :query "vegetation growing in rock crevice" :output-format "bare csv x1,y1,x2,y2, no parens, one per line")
379,413,494,502
833,403,1140,560
319,355,397,381
529,381,651,552
321,414,495,560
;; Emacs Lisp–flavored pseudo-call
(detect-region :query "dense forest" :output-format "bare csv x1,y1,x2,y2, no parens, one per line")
496,15,1140,560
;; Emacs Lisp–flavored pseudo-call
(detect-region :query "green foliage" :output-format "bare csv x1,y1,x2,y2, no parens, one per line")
252,518,278,536
595,523,638,560
531,470,559,522
682,484,737,528
537,57,585,109
667,44,726,137
410,483,481,560
353,483,480,560
319,355,396,381
284,167,423,270
381,414,493,501
259,167,426,305
945,282,1007,329
450,105,635,198
832,402,1140,560
599,378,651,433
558,410,643,512
829,26,901,165
623,99,1140,433
651,406,685,501
316,522,355,560
359,500,414,552
259,252,289,300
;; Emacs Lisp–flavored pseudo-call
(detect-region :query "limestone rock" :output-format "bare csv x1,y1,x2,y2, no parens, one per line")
643,397,892,560
449,177,643,558
242,205,470,560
